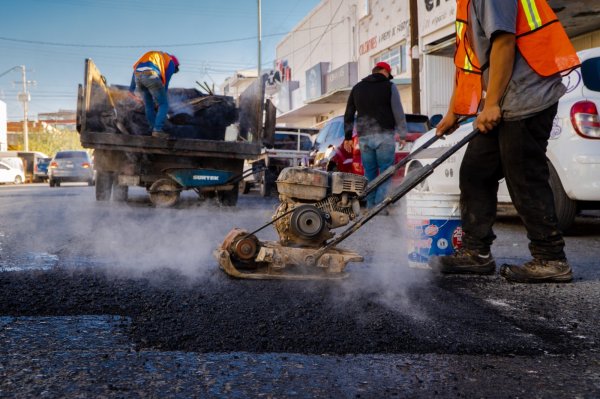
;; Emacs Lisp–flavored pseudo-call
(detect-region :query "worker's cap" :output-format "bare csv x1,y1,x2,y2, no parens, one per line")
375,61,393,80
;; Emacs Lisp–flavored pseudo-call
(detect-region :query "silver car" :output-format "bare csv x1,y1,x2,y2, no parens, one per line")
48,150,95,187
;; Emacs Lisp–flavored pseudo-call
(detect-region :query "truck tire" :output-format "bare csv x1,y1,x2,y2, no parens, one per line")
112,184,129,202
548,162,577,233
95,172,113,201
240,180,252,194
218,184,239,206
259,170,272,197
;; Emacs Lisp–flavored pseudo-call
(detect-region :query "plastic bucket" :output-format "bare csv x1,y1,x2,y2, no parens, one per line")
406,192,463,269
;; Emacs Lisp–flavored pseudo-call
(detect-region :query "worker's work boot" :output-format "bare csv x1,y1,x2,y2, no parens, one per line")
152,130,169,139
500,259,573,283
429,248,496,275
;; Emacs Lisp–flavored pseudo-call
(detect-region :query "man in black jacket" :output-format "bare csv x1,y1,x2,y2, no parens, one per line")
343,62,407,209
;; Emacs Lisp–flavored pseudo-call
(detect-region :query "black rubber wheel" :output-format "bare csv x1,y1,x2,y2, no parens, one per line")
259,170,272,197
14,175,22,185
95,172,113,201
548,162,577,233
112,184,129,202
240,180,251,194
49,179,55,187
218,184,239,206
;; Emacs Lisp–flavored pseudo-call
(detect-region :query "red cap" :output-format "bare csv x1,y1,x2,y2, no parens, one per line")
170,54,180,68
375,61,391,73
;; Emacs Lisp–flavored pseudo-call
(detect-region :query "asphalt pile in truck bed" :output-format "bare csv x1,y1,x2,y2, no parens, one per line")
103,87,238,140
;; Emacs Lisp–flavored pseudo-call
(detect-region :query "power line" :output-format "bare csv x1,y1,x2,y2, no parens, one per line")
0,21,345,49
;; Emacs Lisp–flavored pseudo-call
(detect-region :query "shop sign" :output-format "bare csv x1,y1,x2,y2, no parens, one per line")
325,62,358,93
419,0,456,37
305,62,329,100
359,21,409,56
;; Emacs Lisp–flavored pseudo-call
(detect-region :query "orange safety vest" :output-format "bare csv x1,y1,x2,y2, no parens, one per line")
133,51,175,86
453,0,580,116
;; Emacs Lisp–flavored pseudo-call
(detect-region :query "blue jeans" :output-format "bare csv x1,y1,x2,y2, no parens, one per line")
359,133,395,208
135,73,168,132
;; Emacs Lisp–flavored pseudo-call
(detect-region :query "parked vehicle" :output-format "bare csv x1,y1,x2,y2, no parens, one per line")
34,157,51,182
407,47,600,232
0,159,25,184
311,114,431,180
77,59,272,207
48,150,95,187
242,126,318,196
0,151,49,183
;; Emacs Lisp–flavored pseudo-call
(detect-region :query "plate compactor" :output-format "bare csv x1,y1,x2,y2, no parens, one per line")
215,128,480,280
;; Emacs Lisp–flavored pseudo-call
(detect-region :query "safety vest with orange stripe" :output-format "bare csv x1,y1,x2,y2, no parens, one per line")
453,0,580,116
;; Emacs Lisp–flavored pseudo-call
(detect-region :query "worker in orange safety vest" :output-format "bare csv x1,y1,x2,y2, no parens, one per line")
430,0,580,283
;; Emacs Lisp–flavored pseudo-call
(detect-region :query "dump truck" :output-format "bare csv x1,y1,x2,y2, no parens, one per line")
76,59,275,207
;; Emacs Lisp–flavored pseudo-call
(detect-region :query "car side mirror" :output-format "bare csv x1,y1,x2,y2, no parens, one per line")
430,114,443,129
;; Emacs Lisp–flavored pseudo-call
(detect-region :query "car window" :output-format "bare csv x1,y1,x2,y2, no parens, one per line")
328,121,345,142
55,151,89,160
273,133,298,150
406,121,429,133
299,135,312,151
0,163,8,170
582,57,600,92
406,114,430,133
315,124,331,146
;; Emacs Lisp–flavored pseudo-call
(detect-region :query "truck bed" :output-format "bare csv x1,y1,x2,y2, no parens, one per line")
80,131,261,159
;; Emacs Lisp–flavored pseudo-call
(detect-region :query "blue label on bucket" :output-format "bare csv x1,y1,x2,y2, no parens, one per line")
407,218,463,265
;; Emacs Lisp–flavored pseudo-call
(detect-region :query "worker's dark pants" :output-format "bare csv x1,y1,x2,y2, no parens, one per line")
459,103,566,260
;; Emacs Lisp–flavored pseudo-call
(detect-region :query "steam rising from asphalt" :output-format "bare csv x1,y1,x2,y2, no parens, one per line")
334,197,434,317
1,182,431,315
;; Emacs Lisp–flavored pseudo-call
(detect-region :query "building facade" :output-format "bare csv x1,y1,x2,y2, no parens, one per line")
264,0,600,129
272,0,413,127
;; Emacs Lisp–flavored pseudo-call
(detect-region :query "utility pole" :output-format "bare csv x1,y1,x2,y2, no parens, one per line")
20,66,30,151
14,65,34,152
257,0,262,80
409,0,421,114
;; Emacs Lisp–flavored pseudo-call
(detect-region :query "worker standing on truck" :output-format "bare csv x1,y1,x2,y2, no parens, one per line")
430,0,580,283
343,61,407,210
129,51,179,139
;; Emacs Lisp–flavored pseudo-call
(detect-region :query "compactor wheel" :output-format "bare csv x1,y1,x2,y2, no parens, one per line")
149,178,181,208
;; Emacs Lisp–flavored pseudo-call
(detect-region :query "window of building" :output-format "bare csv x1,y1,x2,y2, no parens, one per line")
373,43,407,76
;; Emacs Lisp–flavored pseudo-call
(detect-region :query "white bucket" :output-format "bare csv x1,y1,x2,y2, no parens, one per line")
406,192,463,269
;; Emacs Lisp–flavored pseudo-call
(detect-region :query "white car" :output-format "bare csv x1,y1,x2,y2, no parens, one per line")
0,159,25,185
408,47,600,232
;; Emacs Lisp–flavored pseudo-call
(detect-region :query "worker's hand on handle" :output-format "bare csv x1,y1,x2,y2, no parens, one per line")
343,139,353,153
474,104,501,133
435,113,459,136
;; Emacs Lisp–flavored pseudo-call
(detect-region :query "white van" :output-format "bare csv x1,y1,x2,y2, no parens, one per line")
0,157,25,184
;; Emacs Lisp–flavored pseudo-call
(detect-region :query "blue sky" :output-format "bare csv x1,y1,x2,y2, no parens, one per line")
0,0,320,121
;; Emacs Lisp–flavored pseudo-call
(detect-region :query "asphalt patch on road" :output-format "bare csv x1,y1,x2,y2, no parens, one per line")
0,265,581,357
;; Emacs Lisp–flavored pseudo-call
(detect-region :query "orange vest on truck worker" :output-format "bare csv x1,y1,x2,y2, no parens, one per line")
453,0,580,116
132,51,179,87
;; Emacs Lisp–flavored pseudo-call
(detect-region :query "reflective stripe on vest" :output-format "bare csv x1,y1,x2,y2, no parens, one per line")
453,0,580,116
